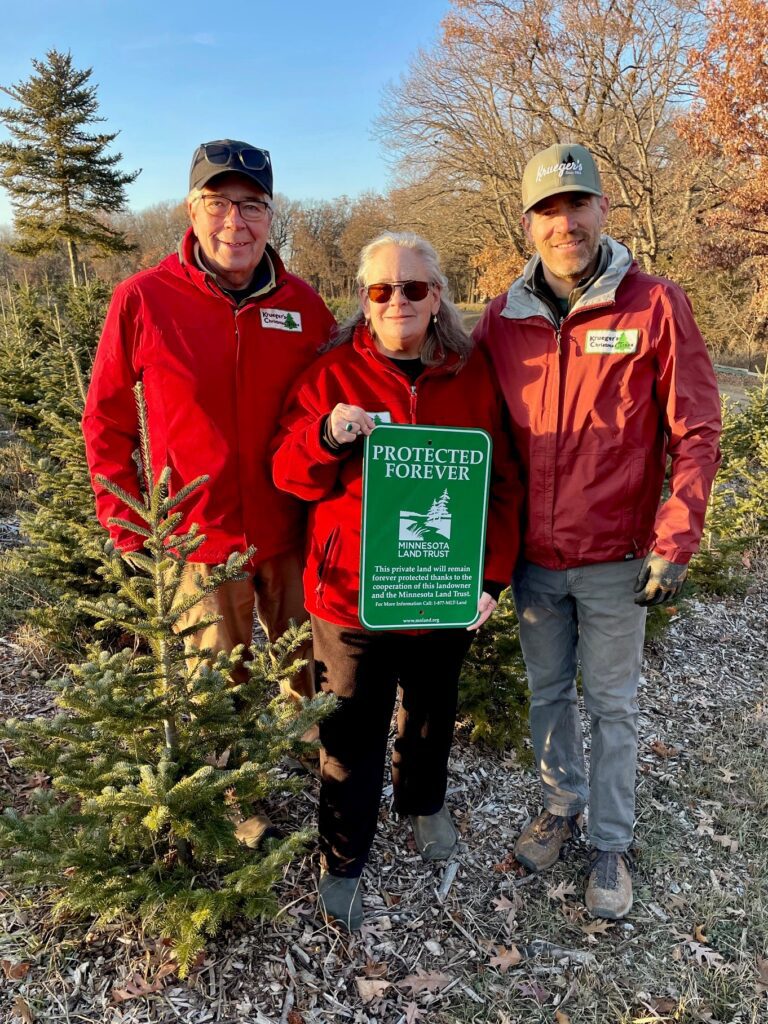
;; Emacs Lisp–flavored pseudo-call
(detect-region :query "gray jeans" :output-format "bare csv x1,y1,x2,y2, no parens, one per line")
512,559,646,851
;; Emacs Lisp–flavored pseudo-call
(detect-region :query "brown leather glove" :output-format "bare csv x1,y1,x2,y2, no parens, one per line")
633,552,688,606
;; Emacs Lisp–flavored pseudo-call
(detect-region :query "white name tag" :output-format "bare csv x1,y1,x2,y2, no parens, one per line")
585,329,638,354
260,309,303,332
368,411,392,425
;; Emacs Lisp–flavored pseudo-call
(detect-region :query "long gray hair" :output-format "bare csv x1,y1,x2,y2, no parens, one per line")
326,231,473,368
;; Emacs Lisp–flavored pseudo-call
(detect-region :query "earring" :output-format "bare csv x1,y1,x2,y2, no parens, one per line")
432,313,438,326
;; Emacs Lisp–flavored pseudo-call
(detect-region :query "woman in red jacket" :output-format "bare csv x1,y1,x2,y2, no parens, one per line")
273,232,521,930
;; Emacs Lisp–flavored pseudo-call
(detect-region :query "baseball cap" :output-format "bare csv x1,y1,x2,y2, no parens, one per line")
189,140,273,197
521,143,602,213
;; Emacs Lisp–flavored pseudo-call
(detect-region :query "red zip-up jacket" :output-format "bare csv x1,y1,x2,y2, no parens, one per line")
474,237,722,570
82,229,336,564
272,324,523,629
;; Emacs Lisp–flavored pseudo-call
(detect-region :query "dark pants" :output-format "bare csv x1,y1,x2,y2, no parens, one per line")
312,615,473,877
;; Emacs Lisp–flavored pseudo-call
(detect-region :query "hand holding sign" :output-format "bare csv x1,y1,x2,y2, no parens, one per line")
329,403,376,445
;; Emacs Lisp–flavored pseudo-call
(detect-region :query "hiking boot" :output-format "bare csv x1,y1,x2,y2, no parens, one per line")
514,810,582,872
410,805,459,862
317,871,364,931
234,812,281,849
585,848,635,920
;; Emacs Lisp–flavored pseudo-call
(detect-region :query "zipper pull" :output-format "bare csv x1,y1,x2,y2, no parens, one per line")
556,328,562,354
409,384,417,422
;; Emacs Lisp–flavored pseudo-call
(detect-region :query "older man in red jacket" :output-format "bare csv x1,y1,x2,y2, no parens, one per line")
83,141,335,840
475,143,722,920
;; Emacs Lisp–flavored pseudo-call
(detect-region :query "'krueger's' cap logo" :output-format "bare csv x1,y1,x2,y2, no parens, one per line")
521,143,602,212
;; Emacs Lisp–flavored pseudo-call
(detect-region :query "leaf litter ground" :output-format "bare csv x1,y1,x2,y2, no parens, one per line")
1,562,766,1024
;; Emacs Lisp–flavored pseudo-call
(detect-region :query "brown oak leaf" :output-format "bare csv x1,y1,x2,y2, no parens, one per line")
355,978,391,1003
489,944,522,973
685,941,725,968
404,1002,423,1023
756,957,768,994
399,968,452,995
554,1011,572,1024
10,995,34,1023
547,881,578,903
649,738,680,758
1,959,31,981
112,971,168,1002
363,959,388,979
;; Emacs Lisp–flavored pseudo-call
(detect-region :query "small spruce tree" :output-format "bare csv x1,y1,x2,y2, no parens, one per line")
458,589,530,753
0,384,329,973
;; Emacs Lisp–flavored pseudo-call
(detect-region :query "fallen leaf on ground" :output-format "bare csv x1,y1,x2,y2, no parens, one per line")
547,881,577,903
489,944,522,973
713,833,738,853
649,738,680,758
399,969,452,995
363,959,388,979
1,959,31,980
404,1003,423,1023
492,894,519,928
554,1011,572,1024
112,972,168,1002
287,1012,305,1024
10,996,34,1023
717,767,738,783
694,923,708,943
581,918,614,942
493,851,522,873
756,957,768,994
515,979,549,1001
355,978,391,1003
685,941,725,968
649,996,680,1014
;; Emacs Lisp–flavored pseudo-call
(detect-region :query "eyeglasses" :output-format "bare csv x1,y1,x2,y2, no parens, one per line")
197,193,272,222
366,281,431,303
201,143,271,171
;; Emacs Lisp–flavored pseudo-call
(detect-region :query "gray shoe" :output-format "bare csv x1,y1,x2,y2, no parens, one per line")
410,805,459,862
585,849,634,920
317,871,364,931
514,810,582,871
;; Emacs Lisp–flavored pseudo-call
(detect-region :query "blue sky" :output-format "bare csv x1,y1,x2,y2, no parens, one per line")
0,0,451,226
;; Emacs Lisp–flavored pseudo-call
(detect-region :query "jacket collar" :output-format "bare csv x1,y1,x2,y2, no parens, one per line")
351,322,461,375
501,235,634,324
176,227,286,301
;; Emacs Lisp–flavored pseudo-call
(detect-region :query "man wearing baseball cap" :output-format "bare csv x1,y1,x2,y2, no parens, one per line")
83,141,335,841
474,142,721,918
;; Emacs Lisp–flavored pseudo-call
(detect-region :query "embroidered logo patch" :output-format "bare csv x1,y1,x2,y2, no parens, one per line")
260,309,302,331
585,329,639,354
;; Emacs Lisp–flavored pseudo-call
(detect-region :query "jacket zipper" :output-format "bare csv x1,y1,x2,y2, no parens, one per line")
409,384,418,422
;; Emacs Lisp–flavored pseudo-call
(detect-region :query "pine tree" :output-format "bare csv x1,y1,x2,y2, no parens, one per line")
458,589,530,752
0,279,110,654
0,50,139,287
0,384,329,974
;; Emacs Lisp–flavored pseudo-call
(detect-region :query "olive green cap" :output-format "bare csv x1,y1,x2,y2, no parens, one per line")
521,143,602,213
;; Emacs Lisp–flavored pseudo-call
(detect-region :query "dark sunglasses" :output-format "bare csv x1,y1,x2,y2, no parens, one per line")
201,143,271,171
366,280,431,303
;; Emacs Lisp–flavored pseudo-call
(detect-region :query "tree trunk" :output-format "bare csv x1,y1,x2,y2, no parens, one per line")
66,238,79,288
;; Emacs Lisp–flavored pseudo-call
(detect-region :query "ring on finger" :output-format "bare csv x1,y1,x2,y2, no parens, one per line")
344,421,356,433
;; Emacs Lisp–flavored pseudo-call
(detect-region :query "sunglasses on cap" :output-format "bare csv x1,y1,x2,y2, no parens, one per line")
366,281,431,303
200,142,271,171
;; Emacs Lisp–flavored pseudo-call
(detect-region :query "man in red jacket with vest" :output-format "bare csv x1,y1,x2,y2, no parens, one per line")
83,141,335,839
474,143,721,919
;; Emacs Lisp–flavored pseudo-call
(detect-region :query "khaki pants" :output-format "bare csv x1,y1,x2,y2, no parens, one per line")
174,548,314,702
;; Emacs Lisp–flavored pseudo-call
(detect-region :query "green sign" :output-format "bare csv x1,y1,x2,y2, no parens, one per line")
359,424,492,630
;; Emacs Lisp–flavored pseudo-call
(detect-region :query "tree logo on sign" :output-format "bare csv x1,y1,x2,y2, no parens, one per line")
399,489,452,540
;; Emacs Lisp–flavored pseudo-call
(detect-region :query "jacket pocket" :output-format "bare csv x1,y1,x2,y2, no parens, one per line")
315,525,341,605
